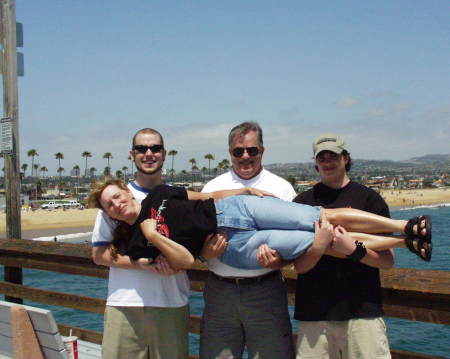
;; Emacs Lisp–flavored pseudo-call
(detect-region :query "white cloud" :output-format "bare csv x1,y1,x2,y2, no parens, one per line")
336,96,358,107
365,109,386,118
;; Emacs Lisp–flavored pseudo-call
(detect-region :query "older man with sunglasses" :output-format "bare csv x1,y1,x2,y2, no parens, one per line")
91,128,190,359
200,122,297,359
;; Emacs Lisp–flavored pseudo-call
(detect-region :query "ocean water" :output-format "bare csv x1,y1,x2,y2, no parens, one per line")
1,206,449,357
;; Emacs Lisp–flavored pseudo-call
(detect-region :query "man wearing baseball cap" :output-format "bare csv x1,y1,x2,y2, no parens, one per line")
293,133,394,358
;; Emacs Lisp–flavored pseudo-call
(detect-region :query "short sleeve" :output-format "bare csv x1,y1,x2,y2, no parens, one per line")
153,184,188,200
365,190,390,218
91,210,117,247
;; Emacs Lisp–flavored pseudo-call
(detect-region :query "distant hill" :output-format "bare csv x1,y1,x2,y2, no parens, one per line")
405,154,450,165
265,154,450,178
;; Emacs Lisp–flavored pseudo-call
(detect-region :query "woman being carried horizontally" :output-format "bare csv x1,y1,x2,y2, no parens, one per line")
88,179,432,271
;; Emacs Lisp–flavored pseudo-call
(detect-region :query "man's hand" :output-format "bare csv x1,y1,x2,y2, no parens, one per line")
313,212,334,252
244,187,277,198
135,255,181,275
331,226,357,255
200,231,228,260
153,255,180,275
257,244,284,269
135,258,158,273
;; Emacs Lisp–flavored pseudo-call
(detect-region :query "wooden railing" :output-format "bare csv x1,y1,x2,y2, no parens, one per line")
0,238,449,359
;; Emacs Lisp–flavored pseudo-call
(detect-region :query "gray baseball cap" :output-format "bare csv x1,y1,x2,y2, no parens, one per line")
313,133,346,157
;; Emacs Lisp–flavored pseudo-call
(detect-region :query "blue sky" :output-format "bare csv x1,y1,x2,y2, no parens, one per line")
2,0,449,175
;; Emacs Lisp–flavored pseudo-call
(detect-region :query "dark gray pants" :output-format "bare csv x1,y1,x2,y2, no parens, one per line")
200,272,295,359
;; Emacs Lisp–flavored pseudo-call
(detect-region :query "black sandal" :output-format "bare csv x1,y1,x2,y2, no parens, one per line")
404,215,432,241
405,236,432,262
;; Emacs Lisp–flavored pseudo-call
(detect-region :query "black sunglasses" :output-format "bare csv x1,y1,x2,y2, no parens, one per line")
316,152,340,162
133,144,164,154
232,147,260,157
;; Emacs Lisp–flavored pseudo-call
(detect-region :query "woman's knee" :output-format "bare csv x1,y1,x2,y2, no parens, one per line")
321,208,337,223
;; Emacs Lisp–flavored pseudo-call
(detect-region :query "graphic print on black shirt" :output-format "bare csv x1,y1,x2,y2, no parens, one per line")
149,199,169,238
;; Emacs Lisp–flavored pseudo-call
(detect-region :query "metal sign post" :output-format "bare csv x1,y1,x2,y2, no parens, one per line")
1,0,23,304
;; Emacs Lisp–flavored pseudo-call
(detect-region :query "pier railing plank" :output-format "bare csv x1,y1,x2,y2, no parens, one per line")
58,323,103,345
0,238,108,278
0,281,105,314
0,238,449,359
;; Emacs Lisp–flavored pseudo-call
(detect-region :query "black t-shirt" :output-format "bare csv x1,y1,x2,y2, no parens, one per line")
127,185,217,261
293,181,390,321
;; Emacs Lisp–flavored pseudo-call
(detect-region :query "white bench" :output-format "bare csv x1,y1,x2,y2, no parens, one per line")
0,300,101,359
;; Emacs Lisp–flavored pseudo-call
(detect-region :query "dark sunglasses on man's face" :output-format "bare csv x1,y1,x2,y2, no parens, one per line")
316,152,340,162
232,147,260,158
133,144,164,154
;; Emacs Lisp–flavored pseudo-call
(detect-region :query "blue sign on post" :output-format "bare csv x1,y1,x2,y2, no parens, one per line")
16,22,23,47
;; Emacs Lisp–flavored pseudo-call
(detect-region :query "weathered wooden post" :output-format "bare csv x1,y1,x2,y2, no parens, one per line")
1,0,23,303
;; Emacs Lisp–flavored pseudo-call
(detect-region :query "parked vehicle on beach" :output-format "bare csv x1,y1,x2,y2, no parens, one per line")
40,201,61,210
62,200,81,209
40,200,82,210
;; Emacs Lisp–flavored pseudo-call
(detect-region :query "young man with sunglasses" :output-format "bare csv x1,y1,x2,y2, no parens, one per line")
91,128,190,359
293,133,393,359
200,122,297,359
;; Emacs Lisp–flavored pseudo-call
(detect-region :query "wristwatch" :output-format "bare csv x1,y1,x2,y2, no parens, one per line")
346,240,367,262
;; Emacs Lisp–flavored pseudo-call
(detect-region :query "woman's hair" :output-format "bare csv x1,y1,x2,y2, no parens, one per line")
88,178,129,209
88,178,134,260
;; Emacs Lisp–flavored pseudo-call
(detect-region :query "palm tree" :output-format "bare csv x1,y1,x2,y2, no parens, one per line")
217,162,223,175
168,150,178,183
57,167,65,176
180,169,188,182
189,158,197,186
55,152,64,180
40,166,48,178
27,149,38,177
21,163,28,177
104,166,111,177
73,165,80,177
115,170,123,179
128,155,134,177
122,166,128,180
33,164,39,178
81,151,92,177
201,166,208,182
90,167,97,177
219,159,230,173
103,152,113,167
204,153,215,178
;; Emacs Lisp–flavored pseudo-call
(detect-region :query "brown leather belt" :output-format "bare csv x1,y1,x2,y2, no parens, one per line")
211,270,281,285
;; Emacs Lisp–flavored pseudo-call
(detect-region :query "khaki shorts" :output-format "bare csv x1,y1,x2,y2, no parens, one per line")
296,318,391,359
102,305,189,359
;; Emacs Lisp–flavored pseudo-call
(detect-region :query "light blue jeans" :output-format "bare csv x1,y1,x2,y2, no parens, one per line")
215,195,321,269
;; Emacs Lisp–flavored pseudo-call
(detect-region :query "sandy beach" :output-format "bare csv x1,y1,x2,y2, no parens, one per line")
379,187,450,207
0,187,449,234
0,208,99,233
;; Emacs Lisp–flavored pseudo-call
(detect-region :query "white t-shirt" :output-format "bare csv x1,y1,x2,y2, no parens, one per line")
91,181,190,307
202,168,296,277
